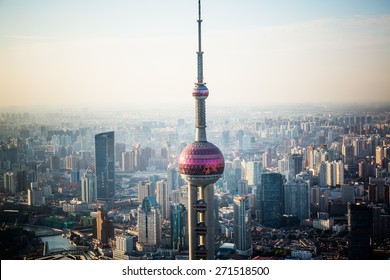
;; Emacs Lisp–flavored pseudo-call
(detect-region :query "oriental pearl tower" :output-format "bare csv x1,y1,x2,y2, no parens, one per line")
178,0,224,260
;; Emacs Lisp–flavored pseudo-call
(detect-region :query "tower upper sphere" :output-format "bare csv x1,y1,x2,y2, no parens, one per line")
192,83,209,98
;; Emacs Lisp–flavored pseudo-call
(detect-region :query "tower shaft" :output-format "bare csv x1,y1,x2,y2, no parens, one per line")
195,99,206,142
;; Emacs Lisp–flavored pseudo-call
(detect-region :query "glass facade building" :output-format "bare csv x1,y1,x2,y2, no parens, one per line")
95,131,115,199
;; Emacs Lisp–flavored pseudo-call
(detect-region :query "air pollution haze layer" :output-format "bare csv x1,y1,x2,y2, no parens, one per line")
0,0,389,108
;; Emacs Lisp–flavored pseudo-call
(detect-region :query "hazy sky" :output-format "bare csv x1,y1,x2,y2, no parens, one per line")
0,0,390,109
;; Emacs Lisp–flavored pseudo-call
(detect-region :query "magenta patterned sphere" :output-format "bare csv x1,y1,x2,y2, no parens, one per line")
178,142,224,181
192,84,209,98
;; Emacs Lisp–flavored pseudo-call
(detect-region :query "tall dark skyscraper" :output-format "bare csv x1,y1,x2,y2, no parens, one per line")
178,0,225,260
95,131,115,199
348,203,372,259
260,173,284,228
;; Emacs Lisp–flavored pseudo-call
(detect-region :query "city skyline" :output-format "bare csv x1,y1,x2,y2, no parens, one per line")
0,102,389,260
1,0,390,108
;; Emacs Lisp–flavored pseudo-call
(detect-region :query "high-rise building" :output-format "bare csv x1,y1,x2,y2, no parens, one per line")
307,145,316,170
319,191,329,213
233,195,252,256
237,179,248,195
321,160,344,187
28,182,44,206
319,162,327,187
288,154,303,179
352,138,363,159
137,196,161,252
342,144,354,165
81,172,97,202
138,181,156,202
122,150,135,172
95,208,114,244
284,179,309,221
278,157,289,175
4,172,15,193
49,155,60,172
70,169,80,184
341,184,355,205
16,169,27,193
156,180,169,220
259,173,284,228
262,150,271,169
376,146,384,166
170,203,188,251
326,161,336,187
178,0,225,260
246,161,262,186
310,186,320,216
372,207,390,244
242,135,254,151
368,177,387,203
95,131,115,199
115,143,126,169
335,160,344,186
347,203,372,259
115,235,135,256
223,160,241,193
167,165,179,193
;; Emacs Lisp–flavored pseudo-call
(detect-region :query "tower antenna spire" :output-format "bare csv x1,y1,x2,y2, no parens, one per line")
197,0,203,84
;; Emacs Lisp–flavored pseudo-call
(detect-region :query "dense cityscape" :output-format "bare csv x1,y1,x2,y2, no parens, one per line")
0,104,389,260
0,1,389,265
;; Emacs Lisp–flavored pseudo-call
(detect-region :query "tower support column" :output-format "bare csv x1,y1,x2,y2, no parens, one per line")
204,184,215,259
188,183,198,260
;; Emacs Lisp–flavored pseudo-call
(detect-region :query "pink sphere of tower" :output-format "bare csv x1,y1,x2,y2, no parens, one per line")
178,141,224,186
192,84,209,98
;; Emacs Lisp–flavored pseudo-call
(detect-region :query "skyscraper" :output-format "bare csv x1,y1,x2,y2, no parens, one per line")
114,235,135,258
288,154,303,179
156,180,169,220
259,173,284,228
347,203,372,259
137,196,161,252
284,178,309,221
376,146,384,166
28,182,44,206
237,179,248,195
233,195,252,257
341,184,355,205
4,172,15,194
246,161,262,186
167,165,179,192
115,143,126,170
170,203,188,251
95,131,115,199
342,143,354,165
95,208,114,244
321,160,344,187
138,181,156,202
81,172,97,202
178,0,225,260
16,169,27,193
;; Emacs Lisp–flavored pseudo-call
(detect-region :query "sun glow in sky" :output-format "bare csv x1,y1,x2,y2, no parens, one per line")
0,0,389,109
